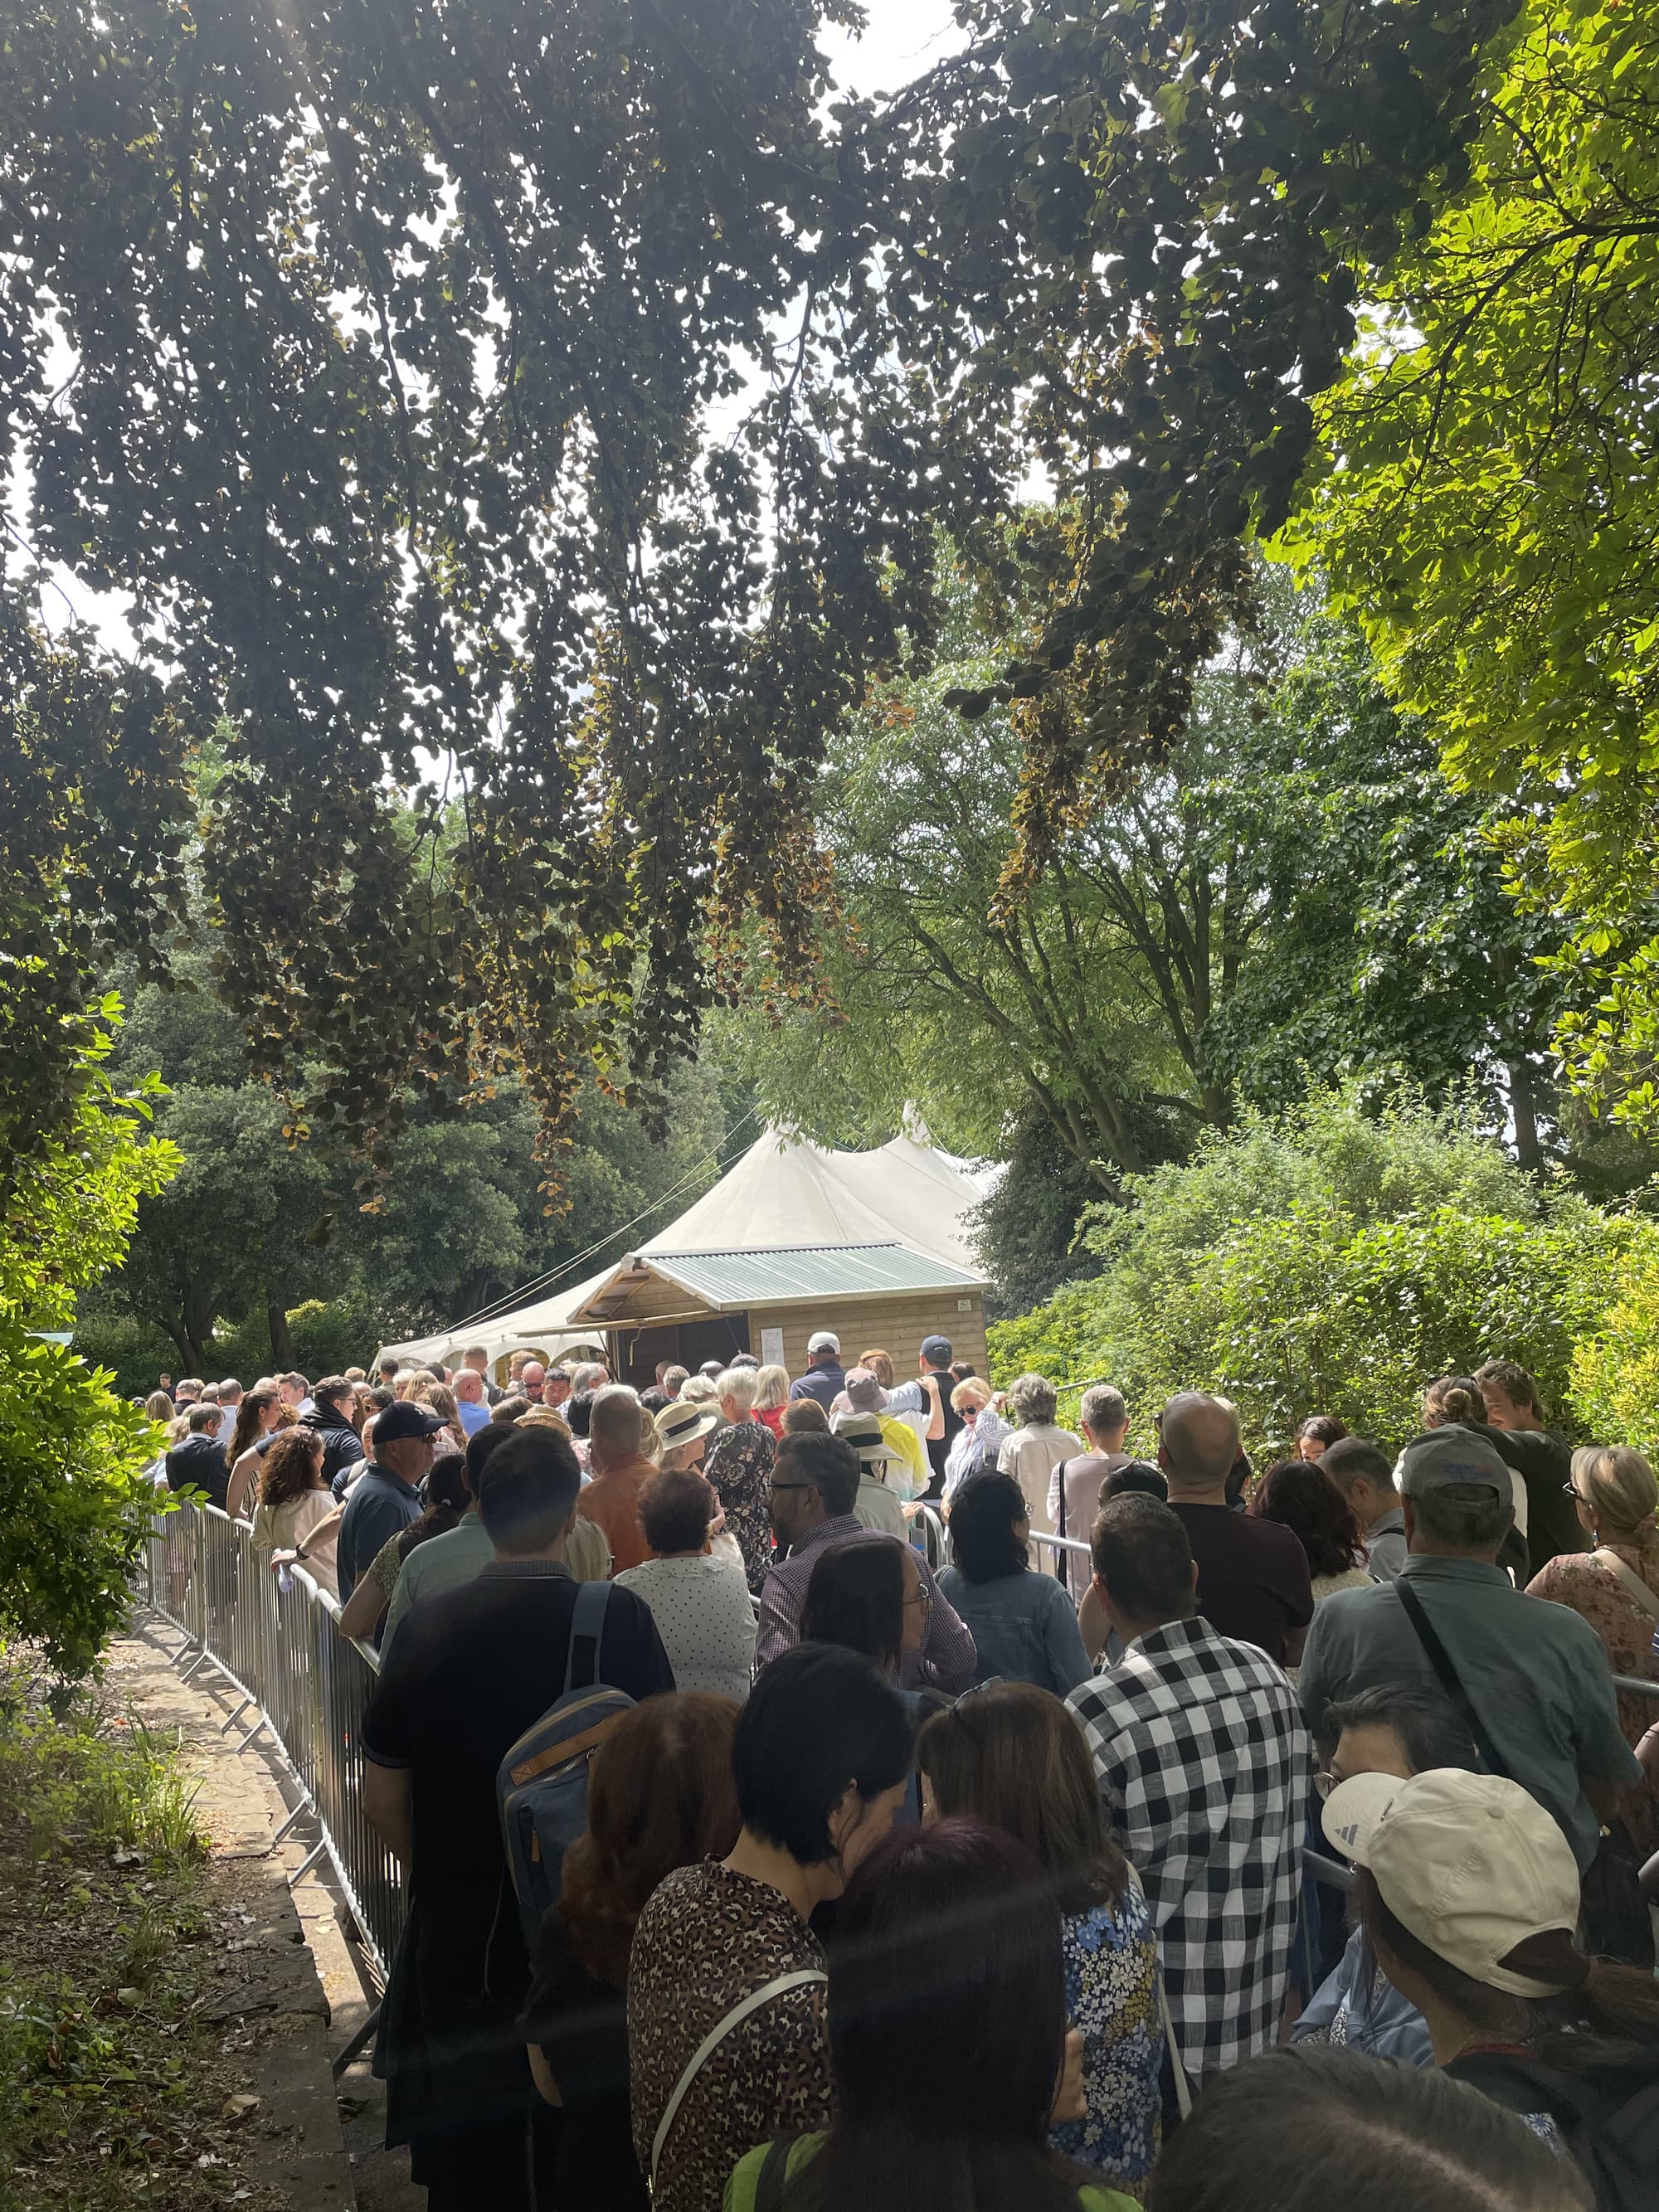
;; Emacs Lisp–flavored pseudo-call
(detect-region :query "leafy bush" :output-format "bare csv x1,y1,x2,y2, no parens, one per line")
989,1085,1647,1460
1569,1247,1659,1454
0,1008,179,1675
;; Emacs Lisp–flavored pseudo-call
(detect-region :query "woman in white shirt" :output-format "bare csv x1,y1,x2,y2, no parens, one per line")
614,1469,756,1702
250,1427,341,1598
995,1373,1082,1541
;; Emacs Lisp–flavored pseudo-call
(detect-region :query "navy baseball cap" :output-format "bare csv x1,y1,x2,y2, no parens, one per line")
374,1402,446,1444
920,1334,953,1366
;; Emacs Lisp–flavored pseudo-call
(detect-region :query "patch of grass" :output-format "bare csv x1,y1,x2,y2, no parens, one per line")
0,1651,263,2212
0,1666,207,1869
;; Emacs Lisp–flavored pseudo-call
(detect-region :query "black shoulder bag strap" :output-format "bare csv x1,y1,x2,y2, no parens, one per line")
754,2135,799,2212
1394,1577,1511,1779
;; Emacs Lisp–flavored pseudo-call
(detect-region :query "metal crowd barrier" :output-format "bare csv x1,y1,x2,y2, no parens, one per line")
134,1501,404,1984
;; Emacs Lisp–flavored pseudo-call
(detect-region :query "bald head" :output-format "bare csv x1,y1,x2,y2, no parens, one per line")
588,1383,646,1468
1159,1393,1241,1497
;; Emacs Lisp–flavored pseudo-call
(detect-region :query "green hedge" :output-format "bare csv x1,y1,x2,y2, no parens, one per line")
986,1087,1659,1460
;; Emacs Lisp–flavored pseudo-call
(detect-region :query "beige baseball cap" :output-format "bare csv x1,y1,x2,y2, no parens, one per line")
1321,1768,1580,1999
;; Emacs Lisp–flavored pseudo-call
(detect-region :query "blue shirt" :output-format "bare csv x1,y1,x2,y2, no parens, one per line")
337,1463,422,1602
937,1564,1092,1695
1292,1924,1433,2064
456,1399,491,1437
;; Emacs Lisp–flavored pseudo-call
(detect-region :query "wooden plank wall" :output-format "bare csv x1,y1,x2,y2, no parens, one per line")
747,1292,990,1383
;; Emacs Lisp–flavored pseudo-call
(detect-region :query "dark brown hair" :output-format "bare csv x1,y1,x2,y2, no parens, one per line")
1423,1374,1486,1427
787,1819,1084,2212
801,1541,905,1678
257,1427,326,1513
1251,1459,1366,1580
1144,2044,1593,2212
918,1681,1127,1915
229,1385,280,1466
640,1467,716,1554
558,1693,742,1984
1357,1869,1659,2067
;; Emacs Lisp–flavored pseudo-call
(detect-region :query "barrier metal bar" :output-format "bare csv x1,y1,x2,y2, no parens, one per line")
135,1501,405,1983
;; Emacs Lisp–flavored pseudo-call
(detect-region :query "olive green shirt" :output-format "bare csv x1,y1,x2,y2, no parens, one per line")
1297,1554,1640,1871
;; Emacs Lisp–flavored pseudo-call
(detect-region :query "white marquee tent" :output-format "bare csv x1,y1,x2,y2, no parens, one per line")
376,1122,997,1378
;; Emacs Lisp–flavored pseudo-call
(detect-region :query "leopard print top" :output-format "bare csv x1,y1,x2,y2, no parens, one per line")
628,1860,831,2212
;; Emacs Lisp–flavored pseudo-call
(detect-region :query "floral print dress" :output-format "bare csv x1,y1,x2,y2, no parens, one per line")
1528,1543,1659,1859
1050,1882,1162,2198
703,1418,776,1594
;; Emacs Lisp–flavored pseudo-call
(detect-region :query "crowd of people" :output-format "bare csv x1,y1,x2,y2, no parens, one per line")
139,1337,1659,2212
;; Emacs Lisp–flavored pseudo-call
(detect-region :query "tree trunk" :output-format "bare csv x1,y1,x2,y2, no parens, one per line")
267,1294,294,1370
1508,1059,1544,1179
164,1319,201,1373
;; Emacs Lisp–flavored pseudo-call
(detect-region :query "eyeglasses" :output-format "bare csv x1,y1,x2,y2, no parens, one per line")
1314,1768,1344,1801
766,1480,817,1500
903,1585,933,1613
1562,1480,1583,1500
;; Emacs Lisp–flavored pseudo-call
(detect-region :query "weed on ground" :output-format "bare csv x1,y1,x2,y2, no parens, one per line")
0,1651,287,2212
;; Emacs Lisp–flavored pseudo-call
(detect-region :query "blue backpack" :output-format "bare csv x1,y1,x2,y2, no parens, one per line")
495,1582,635,1948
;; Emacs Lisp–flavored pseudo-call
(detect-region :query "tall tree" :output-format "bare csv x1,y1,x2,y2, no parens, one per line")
2,0,1526,1182
730,555,1568,1191
1286,0,1659,1132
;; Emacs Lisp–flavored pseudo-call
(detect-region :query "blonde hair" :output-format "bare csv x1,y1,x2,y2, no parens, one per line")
951,1377,992,1415
716,1367,757,1415
678,1375,718,1407
518,1406,573,1441
754,1364,791,1412
1572,1445,1659,1546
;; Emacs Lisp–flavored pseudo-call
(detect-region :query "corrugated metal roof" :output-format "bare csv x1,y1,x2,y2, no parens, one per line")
578,1242,984,1319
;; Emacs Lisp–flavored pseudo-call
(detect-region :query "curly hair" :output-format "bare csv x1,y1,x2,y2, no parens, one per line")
257,1428,326,1513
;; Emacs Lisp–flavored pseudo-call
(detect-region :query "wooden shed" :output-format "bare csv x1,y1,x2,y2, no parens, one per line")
569,1239,990,1388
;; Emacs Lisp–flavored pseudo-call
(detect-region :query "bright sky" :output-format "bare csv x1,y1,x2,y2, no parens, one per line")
825,0,966,99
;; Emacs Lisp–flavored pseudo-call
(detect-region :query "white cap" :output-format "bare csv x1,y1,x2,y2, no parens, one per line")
1321,1769,1580,1998
807,1330,840,1356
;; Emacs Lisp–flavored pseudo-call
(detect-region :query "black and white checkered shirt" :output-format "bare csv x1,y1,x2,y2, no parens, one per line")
1066,1616,1313,2082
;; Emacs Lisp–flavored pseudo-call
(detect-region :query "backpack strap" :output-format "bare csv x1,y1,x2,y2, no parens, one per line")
752,2135,799,2212
564,1578,611,1695
1394,1576,1512,1780
1593,1548,1659,1625
649,1970,827,2187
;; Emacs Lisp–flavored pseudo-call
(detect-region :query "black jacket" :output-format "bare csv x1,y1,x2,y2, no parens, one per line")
304,1406,366,1489
165,1432,229,1511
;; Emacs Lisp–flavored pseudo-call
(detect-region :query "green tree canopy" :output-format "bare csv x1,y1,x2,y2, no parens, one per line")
1284,0,1659,1131
2,0,1527,1180
727,552,1573,1229
986,1085,1647,1460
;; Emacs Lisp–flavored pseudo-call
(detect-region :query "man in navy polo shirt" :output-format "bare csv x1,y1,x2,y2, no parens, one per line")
337,1400,445,1600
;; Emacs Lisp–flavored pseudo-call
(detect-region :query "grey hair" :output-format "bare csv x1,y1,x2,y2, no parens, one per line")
717,1366,758,1414
1079,1384,1126,1440
1009,1372,1058,1428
